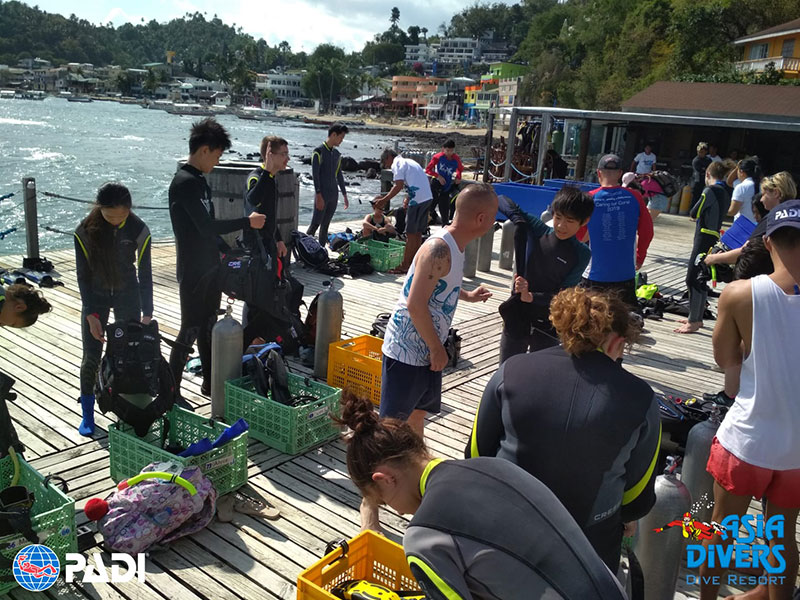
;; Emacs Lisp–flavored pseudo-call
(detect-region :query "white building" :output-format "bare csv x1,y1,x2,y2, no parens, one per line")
436,38,482,65
256,71,304,100
404,44,439,67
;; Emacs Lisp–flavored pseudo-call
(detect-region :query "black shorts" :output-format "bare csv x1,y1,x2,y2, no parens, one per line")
406,200,433,234
379,355,442,419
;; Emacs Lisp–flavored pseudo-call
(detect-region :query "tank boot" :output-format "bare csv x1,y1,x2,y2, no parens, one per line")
78,394,95,436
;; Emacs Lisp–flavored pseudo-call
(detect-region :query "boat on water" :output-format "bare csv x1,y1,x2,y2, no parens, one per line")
236,106,277,121
13,90,46,100
67,95,93,103
143,99,175,111
166,103,215,116
0,90,15,100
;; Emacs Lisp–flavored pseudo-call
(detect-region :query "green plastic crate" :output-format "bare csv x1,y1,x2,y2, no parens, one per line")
108,407,248,495
348,239,405,272
225,374,342,455
0,455,77,595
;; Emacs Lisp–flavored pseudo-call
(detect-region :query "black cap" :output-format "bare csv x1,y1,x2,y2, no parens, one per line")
766,199,800,237
598,154,622,170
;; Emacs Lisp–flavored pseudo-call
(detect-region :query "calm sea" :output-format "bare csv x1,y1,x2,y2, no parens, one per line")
0,98,399,253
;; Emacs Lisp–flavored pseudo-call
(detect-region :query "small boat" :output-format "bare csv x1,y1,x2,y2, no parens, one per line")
143,100,174,110
236,106,277,121
67,95,92,103
167,103,215,116
16,90,46,100
0,90,15,100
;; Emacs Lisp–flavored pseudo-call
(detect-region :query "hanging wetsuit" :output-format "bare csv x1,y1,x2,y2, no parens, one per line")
406,457,627,599
468,347,661,570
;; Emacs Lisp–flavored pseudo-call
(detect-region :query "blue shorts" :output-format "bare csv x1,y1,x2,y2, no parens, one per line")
380,355,442,419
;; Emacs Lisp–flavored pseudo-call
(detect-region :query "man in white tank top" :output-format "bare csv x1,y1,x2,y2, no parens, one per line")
359,183,497,533
701,200,800,600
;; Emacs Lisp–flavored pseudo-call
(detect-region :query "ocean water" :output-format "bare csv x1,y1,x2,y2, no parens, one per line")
0,98,398,253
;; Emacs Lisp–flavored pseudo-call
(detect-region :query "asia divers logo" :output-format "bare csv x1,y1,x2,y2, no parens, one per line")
12,544,146,590
653,511,787,588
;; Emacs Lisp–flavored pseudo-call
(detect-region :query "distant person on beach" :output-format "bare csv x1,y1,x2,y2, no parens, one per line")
361,197,396,242
168,118,265,400
359,183,496,532
496,187,593,363
701,200,800,600
73,182,151,436
377,149,434,274
631,143,657,175
674,160,731,335
425,139,463,226
692,142,713,204
307,124,349,246
583,154,654,308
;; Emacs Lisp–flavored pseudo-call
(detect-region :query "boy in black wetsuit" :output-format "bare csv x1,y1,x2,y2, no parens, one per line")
168,118,265,399
498,187,593,363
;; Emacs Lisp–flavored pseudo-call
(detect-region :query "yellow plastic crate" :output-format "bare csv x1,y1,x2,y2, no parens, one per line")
326,335,383,406
297,531,420,599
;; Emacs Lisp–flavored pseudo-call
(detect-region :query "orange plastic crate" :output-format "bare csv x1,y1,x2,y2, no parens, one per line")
297,531,420,599
326,335,383,406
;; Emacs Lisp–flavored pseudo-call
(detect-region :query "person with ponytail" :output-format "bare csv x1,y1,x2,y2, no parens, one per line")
74,182,153,436
0,283,51,328
468,287,661,572
339,392,626,600
728,156,763,225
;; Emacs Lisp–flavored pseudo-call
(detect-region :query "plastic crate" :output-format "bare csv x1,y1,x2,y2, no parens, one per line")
108,407,248,496
297,531,420,599
327,335,383,406
348,239,405,272
225,374,342,455
0,455,77,595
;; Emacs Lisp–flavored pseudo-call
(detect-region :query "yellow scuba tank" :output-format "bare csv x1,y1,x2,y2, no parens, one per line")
331,579,426,600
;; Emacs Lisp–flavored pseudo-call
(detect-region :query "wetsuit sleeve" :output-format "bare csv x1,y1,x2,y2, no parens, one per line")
74,231,101,315
175,179,250,236
136,224,153,318
425,153,441,178
689,191,705,220
454,154,464,180
245,173,267,209
634,191,654,266
311,148,322,194
405,527,471,600
337,157,347,197
563,240,592,288
701,191,720,235
466,366,505,458
621,397,661,522
245,174,282,244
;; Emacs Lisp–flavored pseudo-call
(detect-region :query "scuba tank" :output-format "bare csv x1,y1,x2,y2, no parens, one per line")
635,456,692,600
499,219,515,271
681,405,722,523
477,226,494,272
313,280,343,380
210,304,243,419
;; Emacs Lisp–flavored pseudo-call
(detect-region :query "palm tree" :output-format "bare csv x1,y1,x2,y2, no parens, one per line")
390,7,400,28
421,27,428,42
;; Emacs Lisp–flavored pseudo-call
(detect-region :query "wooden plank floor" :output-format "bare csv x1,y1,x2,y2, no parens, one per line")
0,214,792,599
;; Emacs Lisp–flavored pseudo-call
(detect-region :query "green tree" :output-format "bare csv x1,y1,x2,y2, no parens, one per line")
407,26,421,45
421,27,428,41
390,7,400,28
143,68,157,96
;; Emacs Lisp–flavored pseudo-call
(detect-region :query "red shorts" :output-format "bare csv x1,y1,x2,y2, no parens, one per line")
707,437,800,508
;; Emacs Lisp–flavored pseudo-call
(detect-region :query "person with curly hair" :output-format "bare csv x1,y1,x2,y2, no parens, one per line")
338,391,626,600
0,283,51,328
468,287,661,571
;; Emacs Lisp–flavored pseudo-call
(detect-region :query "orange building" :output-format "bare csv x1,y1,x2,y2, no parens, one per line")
390,75,449,114
734,18,800,78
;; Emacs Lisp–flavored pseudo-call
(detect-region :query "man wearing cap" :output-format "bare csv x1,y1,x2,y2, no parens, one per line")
582,154,654,307
699,201,800,600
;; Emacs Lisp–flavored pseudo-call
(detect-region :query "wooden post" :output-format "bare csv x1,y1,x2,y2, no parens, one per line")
477,226,494,272
535,112,552,185
502,108,518,182
22,177,39,259
575,119,592,181
482,111,495,183
463,238,478,278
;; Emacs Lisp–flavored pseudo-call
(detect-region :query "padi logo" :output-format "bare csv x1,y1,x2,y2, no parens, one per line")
114,328,124,339
774,208,800,220
12,545,146,590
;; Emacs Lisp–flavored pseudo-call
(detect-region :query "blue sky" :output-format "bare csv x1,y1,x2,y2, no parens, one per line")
24,1,518,53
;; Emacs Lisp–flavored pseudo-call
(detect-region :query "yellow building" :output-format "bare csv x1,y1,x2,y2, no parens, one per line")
734,17,800,78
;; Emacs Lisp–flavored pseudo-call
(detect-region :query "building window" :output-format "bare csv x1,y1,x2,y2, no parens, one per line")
749,43,769,60
781,39,795,58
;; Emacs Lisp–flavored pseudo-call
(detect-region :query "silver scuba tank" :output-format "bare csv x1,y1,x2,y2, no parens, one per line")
499,219,515,271
681,405,722,523
635,456,692,600
314,279,343,380
210,303,243,419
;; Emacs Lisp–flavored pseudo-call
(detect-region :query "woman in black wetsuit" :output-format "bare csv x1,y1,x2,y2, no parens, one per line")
469,286,661,571
74,182,153,436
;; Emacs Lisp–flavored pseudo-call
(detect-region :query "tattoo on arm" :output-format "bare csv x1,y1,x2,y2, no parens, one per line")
424,239,451,279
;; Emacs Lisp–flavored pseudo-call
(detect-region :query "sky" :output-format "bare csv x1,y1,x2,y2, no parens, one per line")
23,0,518,53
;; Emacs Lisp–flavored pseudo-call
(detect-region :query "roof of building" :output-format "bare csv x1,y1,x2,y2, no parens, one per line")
620,81,800,122
734,17,800,45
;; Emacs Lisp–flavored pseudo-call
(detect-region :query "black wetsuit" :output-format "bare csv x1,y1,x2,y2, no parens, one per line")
405,457,626,599
243,165,282,252
168,163,251,387
498,196,590,362
74,214,152,395
307,142,347,245
468,347,661,570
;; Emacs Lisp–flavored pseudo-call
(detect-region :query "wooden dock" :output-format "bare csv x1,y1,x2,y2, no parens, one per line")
0,214,793,599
